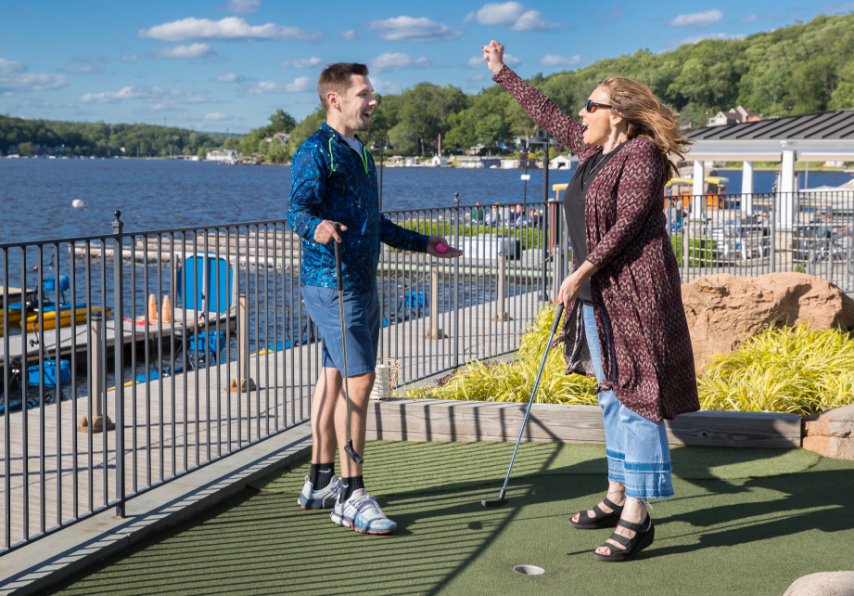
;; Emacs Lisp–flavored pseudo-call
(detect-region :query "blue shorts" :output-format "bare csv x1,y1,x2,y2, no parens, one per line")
301,285,380,377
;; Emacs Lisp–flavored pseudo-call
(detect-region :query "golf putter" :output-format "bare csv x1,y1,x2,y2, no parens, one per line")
333,222,364,465
482,303,565,508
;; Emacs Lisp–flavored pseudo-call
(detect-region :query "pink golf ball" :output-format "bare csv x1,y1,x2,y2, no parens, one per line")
436,242,447,254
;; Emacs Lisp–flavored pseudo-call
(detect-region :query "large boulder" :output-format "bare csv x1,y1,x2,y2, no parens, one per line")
682,272,854,370
804,404,854,460
784,571,854,596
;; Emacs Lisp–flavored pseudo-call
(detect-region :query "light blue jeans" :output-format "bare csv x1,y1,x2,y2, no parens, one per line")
582,303,674,501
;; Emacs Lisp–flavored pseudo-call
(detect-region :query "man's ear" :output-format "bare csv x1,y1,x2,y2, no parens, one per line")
327,91,340,111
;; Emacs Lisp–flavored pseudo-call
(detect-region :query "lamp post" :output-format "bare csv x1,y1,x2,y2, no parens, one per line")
528,128,561,301
370,137,393,212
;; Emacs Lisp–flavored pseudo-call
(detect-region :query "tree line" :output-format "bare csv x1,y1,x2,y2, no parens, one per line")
3,13,852,161
0,117,234,157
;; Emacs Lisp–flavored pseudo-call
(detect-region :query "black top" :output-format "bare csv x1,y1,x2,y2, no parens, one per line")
563,143,626,303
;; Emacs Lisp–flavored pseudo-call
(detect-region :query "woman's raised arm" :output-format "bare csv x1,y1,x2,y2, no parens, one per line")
482,41,594,159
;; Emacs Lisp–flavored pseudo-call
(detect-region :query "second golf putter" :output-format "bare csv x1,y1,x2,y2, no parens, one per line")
333,222,364,465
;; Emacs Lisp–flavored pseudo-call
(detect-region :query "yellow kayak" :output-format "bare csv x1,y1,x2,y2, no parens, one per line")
0,304,111,334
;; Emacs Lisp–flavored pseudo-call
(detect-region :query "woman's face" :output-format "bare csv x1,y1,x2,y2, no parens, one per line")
579,86,614,147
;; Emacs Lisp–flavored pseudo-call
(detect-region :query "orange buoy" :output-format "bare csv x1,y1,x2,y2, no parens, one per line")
162,295,172,324
148,294,158,321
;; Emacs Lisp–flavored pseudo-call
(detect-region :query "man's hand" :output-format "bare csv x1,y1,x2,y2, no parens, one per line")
426,236,463,258
482,40,506,76
314,220,347,245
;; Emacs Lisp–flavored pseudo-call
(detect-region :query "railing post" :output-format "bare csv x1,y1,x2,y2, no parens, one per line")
425,265,444,339
111,211,126,518
230,295,256,392
78,312,114,433
492,255,510,322
453,192,460,368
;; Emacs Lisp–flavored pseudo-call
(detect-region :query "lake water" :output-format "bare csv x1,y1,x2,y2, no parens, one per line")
1,158,852,244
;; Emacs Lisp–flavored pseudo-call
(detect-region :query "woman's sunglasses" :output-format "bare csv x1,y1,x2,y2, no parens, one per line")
584,99,612,113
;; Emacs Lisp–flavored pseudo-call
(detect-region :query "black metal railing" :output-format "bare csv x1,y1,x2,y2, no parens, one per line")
0,200,555,553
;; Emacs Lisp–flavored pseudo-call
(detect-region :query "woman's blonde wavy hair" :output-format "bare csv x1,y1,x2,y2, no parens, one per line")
597,76,691,181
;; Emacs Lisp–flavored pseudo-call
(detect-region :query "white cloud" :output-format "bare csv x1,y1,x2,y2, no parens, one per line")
61,65,104,75
469,73,486,82
0,59,68,93
370,79,401,94
538,54,583,68
215,0,260,14
79,85,216,106
213,73,238,82
734,14,758,23
281,56,324,69
80,86,149,103
668,10,724,28
466,2,559,31
467,53,520,68
138,17,321,43
665,32,745,50
205,111,230,120
366,16,461,42
339,29,358,41
249,76,313,93
154,43,214,59
119,54,139,63
819,2,854,13
369,53,438,73
597,7,623,27
72,56,108,64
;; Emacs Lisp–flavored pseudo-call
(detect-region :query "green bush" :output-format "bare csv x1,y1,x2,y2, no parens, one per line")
698,324,854,416
687,237,718,267
409,309,854,416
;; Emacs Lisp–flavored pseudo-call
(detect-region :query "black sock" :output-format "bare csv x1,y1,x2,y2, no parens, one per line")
342,475,365,501
309,462,335,489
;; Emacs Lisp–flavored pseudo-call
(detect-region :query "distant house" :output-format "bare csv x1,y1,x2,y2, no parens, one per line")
457,156,500,169
430,155,448,166
549,154,578,170
207,149,238,162
266,132,289,147
707,106,764,127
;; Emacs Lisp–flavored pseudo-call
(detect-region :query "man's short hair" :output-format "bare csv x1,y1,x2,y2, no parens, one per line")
318,63,369,112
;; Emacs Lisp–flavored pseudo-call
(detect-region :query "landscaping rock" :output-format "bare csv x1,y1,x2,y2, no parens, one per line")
783,571,854,596
803,404,854,460
682,272,854,369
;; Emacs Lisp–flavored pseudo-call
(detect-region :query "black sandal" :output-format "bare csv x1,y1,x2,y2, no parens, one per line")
593,514,655,562
568,497,625,529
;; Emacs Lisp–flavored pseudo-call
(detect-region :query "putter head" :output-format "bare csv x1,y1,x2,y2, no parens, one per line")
481,497,508,508
344,443,364,465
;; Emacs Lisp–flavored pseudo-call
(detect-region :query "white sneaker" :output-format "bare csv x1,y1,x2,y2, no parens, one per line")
330,488,397,534
298,475,342,510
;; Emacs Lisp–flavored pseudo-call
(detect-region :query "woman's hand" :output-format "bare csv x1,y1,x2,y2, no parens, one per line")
557,271,583,309
482,40,505,76
426,235,464,258
557,260,600,309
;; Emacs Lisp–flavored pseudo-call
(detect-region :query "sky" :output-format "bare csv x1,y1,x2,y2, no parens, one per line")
0,0,850,134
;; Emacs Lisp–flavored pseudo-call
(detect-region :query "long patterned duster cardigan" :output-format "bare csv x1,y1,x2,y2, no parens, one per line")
494,65,700,422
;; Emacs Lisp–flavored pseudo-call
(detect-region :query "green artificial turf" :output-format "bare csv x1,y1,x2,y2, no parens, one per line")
249,441,822,497
42,443,853,596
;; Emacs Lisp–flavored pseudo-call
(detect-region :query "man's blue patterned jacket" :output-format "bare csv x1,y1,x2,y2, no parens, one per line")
288,123,429,292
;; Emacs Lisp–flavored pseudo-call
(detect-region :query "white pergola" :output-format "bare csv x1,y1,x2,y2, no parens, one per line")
684,110,854,229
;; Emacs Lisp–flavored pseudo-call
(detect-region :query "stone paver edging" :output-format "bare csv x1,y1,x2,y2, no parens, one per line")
0,423,312,596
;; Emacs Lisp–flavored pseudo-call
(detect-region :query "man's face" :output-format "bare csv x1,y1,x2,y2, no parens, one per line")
336,75,377,133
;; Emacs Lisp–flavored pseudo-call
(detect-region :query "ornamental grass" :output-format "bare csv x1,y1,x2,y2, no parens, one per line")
407,309,854,416
697,323,854,416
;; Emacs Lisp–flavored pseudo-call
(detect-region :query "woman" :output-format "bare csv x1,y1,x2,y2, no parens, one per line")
483,41,700,562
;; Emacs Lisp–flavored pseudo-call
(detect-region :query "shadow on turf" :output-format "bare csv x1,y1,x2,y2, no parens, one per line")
652,469,854,555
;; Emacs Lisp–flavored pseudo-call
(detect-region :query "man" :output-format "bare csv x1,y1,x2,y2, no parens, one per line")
287,63,461,535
